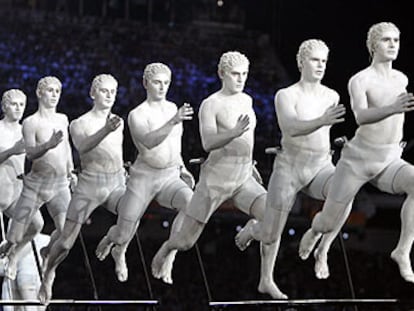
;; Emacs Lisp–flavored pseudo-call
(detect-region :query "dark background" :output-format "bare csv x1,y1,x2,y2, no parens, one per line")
1,1,414,310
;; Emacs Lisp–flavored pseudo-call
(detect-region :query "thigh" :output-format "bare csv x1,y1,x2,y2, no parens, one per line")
156,177,192,210
65,194,99,225
117,189,151,222
373,159,412,194
46,187,71,218
233,176,267,216
303,163,335,201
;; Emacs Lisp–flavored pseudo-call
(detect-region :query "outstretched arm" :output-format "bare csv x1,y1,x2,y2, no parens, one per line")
276,90,344,137
349,75,414,125
131,103,193,150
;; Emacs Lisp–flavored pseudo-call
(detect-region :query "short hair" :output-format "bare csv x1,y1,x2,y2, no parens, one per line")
218,51,250,73
36,76,62,95
90,74,118,97
366,22,400,57
1,89,26,111
143,63,171,82
296,39,329,72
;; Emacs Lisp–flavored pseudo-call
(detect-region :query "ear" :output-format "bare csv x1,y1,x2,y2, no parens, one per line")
217,69,224,80
142,78,148,89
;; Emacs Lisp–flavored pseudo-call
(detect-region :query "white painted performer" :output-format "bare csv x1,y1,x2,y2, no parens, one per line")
299,22,414,283
0,89,26,220
1,233,50,311
38,74,127,304
151,51,281,298
234,39,349,288
0,77,74,281
95,63,195,285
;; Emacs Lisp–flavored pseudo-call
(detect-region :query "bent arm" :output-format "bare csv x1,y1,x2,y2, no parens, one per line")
349,75,414,125
199,101,248,152
23,121,61,161
277,91,342,137
0,139,24,164
70,117,123,155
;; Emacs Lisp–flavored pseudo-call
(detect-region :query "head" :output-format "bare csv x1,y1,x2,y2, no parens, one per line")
1,89,26,122
217,51,250,94
90,74,118,108
143,63,172,101
36,76,62,108
296,39,329,82
366,22,400,60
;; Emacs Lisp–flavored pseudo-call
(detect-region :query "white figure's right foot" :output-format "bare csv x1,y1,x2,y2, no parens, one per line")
111,246,128,282
299,229,321,260
314,248,329,279
152,248,167,282
95,236,114,261
235,219,257,251
258,279,288,299
391,249,414,283
38,272,55,305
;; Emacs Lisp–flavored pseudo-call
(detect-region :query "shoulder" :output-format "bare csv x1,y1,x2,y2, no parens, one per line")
321,85,340,101
22,114,37,127
275,85,297,103
348,68,370,87
393,69,408,85
56,113,69,125
200,93,219,111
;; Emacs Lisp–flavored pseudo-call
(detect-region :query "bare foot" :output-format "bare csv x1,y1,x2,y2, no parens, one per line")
111,246,128,282
258,279,288,299
391,249,414,283
152,247,167,282
299,229,321,260
314,248,329,279
38,272,55,305
160,250,177,284
235,219,257,251
96,236,114,261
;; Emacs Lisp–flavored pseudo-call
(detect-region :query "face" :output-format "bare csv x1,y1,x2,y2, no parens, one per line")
301,48,328,82
373,29,400,61
220,64,249,94
93,79,117,108
144,73,171,101
3,95,26,122
38,83,61,108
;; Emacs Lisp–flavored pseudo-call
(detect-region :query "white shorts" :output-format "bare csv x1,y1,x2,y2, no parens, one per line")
186,157,266,223
12,173,70,224
331,135,407,204
119,160,192,221
267,144,334,211
66,169,126,224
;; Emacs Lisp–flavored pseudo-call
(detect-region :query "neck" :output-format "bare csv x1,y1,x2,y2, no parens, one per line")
298,79,321,92
38,105,56,117
91,105,111,117
370,59,393,77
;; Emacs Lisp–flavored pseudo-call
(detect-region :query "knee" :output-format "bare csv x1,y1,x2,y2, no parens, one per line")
312,213,334,233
